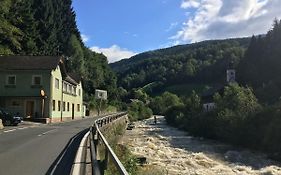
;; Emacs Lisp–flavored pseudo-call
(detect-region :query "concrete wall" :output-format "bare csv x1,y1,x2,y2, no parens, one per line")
99,115,128,141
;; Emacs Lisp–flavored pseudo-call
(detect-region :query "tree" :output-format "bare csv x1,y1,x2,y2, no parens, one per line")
14,0,38,55
0,0,22,54
213,83,261,142
150,92,182,115
128,101,152,121
66,34,85,75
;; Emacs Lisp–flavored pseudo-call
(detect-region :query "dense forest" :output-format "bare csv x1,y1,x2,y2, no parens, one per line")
111,38,250,96
0,0,117,101
238,19,281,104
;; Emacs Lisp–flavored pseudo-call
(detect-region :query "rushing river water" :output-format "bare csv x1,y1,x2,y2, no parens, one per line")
120,116,281,175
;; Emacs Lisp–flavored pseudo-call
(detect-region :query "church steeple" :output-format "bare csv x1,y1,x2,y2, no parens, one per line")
226,61,235,83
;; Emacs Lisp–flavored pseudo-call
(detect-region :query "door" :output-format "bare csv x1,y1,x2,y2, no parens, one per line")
26,101,34,118
72,103,74,120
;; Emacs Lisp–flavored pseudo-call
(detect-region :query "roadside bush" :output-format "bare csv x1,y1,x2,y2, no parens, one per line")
150,92,182,115
128,101,152,121
165,104,185,127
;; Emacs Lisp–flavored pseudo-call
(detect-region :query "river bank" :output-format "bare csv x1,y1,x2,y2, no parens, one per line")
119,116,281,175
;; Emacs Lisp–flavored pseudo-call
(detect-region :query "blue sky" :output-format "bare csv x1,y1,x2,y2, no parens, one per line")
72,0,281,63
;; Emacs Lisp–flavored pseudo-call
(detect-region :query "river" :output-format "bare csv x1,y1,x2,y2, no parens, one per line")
120,116,281,175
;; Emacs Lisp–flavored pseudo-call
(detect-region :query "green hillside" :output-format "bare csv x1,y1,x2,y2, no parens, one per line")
111,38,251,96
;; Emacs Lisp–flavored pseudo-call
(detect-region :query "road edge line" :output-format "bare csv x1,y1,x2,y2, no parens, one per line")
71,131,90,175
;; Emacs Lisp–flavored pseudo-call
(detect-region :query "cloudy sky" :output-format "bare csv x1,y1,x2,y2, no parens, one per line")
72,0,281,63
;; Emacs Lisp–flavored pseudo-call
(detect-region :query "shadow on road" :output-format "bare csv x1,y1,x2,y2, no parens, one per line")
46,128,89,175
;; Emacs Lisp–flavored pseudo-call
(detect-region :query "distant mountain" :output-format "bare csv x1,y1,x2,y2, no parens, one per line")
111,38,251,96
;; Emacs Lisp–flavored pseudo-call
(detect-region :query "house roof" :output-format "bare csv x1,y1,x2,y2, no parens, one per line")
68,72,82,83
0,55,82,85
65,75,79,85
201,84,225,103
0,56,61,70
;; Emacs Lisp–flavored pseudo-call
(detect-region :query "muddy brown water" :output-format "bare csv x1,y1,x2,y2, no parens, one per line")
119,116,281,175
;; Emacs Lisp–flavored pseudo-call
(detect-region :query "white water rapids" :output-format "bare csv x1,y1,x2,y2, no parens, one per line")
119,116,281,175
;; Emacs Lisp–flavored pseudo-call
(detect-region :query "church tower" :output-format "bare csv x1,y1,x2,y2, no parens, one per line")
227,62,235,83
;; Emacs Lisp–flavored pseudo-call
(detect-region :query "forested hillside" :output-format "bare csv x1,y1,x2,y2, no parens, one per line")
111,38,250,95
0,0,116,100
162,20,281,159
238,19,281,104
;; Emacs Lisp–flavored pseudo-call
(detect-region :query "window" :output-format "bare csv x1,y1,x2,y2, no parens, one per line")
63,102,66,111
55,78,59,89
58,101,61,111
68,85,72,93
78,89,81,96
73,87,77,95
6,75,16,85
63,82,67,91
52,100,56,111
32,75,42,85
77,104,80,112
67,102,70,111
11,101,20,106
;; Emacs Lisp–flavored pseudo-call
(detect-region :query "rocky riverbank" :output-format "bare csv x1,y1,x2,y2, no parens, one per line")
119,116,281,175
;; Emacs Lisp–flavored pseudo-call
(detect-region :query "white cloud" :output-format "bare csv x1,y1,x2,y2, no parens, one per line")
174,0,281,43
90,45,137,63
165,22,179,32
181,0,200,9
81,34,90,43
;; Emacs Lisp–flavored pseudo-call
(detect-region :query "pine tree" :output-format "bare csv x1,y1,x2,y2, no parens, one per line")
13,0,38,55
0,0,22,54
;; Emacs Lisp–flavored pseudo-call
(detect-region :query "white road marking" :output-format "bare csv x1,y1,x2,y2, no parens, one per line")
71,131,90,175
18,127,28,130
38,129,57,137
4,129,16,133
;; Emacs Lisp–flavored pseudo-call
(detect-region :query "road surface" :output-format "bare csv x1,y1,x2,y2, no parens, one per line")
0,117,96,175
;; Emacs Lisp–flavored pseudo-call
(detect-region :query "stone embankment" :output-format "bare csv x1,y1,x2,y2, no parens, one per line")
120,116,281,175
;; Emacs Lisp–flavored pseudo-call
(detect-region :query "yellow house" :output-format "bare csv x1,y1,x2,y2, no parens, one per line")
0,56,84,123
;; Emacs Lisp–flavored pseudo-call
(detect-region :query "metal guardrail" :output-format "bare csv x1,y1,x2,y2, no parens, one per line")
90,112,129,175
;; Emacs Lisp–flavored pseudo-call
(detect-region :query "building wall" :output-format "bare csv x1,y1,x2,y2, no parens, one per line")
49,66,63,120
0,70,51,118
203,102,216,112
0,70,51,97
49,65,83,122
0,66,84,122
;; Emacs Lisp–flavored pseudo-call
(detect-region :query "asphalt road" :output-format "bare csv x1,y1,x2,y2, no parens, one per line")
0,117,97,175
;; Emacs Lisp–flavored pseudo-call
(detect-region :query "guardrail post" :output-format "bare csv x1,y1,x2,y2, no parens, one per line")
93,127,100,161
101,148,109,175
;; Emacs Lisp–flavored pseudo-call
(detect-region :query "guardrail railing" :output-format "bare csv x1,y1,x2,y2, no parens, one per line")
90,112,129,175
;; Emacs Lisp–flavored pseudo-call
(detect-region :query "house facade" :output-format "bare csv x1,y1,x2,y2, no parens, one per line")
0,56,84,123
